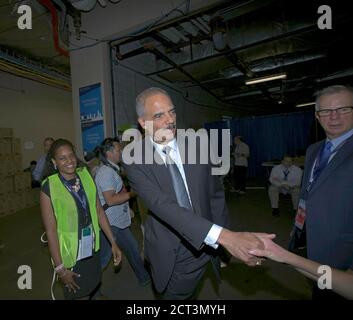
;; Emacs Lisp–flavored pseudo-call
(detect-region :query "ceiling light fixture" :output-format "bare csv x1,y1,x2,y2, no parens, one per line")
245,73,287,85
296,102,316,107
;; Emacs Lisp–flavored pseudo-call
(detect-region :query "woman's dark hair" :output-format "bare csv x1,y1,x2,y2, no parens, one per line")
42,139,85,179
97,137,119,165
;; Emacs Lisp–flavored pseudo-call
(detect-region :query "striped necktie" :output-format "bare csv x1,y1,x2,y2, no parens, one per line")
163,146,191,210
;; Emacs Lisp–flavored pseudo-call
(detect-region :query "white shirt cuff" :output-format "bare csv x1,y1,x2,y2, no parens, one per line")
204,224,223,249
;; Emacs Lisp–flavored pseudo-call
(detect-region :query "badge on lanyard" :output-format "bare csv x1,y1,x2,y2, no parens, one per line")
294,199,306,230
77,225,93,260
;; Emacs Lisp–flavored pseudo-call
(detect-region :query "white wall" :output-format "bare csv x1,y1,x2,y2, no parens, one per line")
0,71,74,168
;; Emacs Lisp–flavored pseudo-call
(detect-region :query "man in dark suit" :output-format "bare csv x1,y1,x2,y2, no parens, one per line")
298,85,353,299
122,87,271,299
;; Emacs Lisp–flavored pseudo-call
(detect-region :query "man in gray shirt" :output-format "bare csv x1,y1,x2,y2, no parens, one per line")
95,138,150,286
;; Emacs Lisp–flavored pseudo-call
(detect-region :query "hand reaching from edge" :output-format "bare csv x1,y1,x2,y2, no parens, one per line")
249,234,290,264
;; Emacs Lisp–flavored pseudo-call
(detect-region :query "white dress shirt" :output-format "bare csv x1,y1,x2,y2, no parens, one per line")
269,164,302,192
151,137,222,248
234,142,250,167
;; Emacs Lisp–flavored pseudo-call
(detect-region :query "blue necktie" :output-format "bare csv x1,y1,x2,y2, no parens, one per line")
163,146,192,210
312,141,332,182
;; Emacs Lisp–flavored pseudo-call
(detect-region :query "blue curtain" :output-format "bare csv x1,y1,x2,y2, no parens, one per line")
205,111,315,177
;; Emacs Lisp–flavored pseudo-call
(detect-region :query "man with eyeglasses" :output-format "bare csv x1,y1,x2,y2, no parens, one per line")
293,85,353,299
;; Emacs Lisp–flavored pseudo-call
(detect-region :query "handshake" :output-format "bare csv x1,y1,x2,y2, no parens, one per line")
217,229,276,266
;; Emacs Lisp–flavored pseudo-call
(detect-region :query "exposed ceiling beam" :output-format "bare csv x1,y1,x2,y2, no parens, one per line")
146,23,319,76
149,47,226,103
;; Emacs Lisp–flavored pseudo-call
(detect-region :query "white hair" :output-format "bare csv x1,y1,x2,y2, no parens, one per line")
135,87,171,117
315,85,353,111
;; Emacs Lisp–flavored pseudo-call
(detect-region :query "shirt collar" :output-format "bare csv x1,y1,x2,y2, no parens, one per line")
327,128,353,150
107,159,120,172
150,136,178,154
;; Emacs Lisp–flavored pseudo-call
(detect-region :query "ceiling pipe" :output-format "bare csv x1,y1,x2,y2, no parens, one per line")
39,0,69,57
150,47,224,102
51,0,67,34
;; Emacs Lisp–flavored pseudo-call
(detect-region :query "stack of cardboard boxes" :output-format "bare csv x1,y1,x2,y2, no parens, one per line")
0,128,39,217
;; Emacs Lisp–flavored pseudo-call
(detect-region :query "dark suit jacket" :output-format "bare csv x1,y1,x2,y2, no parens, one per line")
300,134,353,270
122,137,229,291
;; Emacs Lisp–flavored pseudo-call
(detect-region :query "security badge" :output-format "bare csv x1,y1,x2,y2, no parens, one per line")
77,225,94,260
294,199,306,230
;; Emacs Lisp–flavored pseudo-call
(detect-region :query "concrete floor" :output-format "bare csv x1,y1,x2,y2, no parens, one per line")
0,189,312,300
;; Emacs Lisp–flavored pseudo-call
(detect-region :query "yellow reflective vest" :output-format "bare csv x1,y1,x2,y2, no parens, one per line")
44,167,100,268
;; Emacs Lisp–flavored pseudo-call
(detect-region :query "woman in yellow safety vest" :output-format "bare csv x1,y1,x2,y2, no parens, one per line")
40,139,121,299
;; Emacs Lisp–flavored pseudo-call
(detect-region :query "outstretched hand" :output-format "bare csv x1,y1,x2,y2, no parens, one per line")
249,234,290,263
218,229,275,266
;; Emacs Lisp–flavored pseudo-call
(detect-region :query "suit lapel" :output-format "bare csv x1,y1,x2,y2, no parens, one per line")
303,141,322,188
144,138,175,196
310,135,353,193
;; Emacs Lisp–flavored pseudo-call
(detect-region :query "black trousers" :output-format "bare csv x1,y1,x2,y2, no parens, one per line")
161,242,209,300
233,165,247,192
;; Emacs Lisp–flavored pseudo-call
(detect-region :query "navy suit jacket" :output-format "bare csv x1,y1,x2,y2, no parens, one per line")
301,134,353,270
122,137,229,291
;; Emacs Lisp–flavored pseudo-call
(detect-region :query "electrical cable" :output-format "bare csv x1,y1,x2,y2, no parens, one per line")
70,0,189,52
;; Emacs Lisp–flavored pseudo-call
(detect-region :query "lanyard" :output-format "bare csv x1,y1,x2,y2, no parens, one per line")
283,169,289,180
59,175,88,215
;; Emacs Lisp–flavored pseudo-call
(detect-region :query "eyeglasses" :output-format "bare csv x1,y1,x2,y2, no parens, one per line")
316,106,353,117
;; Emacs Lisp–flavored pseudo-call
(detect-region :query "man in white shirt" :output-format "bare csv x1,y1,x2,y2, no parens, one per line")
233,136,250,194
268,156,302,216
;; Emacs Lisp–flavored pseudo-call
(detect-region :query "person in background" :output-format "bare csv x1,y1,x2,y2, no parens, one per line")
33,137,54,184
24,160,39,188
268,156,302,217
84,147,100,178
95,138,150,286
40,139,121,300
233,136,250,194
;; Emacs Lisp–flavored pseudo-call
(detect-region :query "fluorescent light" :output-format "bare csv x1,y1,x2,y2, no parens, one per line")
245,73,287,85
296,102,316,107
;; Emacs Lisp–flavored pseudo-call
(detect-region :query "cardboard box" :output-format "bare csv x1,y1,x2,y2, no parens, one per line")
0,156,14,176
0,195,10,216
0,176,14,194
3,193,16,215
25,189,39,208
0,128,13,138
14,173,30,192
12,192,26,212
23,172,32,190
14,155,23,173
0,138,12,156
12,138,21,155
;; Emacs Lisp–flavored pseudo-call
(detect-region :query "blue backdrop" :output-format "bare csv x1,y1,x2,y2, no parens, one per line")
205,111,316,177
